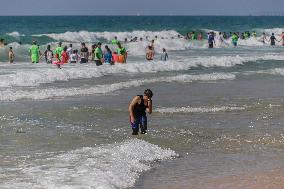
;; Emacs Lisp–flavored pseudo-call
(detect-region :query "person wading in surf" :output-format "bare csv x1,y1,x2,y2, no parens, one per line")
129,89,153,135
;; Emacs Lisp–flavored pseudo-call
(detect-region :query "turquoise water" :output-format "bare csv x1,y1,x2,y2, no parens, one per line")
1,16,284,44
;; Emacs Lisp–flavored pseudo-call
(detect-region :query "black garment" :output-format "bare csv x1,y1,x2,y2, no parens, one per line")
133,95,148,118
270,36,276,46
80,47,89,63
95,60,102,66
131,95,149,135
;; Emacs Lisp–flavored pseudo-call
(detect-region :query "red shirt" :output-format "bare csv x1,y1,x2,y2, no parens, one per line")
61,51,69,63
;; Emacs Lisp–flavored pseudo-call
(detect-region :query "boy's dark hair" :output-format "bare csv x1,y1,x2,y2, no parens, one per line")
63,46,67,51
144,89,153,98
9,47,12,49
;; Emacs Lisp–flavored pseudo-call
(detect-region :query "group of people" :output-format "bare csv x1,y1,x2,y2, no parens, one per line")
186,31,284,48
3,36,169,66
28,40,128,69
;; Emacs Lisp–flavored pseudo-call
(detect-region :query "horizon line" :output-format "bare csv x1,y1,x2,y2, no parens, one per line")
0,14,284,17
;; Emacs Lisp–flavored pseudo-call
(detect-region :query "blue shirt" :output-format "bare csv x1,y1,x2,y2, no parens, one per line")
104,52,112,64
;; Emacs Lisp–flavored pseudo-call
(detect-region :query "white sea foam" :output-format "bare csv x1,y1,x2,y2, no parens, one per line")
33,30,190,55
2,139,177,189
266,68,284,76
0,73,235,101
0,53,283,88
6,31,25,38
34,30,181,42
156,106,246,114
242,68,284,76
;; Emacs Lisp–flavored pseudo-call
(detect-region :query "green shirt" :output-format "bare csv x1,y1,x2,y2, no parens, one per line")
232,35,238,43
117,47,126,55
94,47,103,60
29,45,40,62
111,39,119,45
54,46,63,58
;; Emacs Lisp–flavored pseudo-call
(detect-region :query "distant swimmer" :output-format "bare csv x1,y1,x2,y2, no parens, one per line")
260,32,267,44
111,36,119,45
281,32,284,46
8,47,15,64
70,50,79,63
61,46,69,64
91,44,97,61
191,31,197,40
0,38,5,48
67,44,73,58
208,32,215,48
117,43,127,63
80,42,89,63
160,48,168,61
231,33,239,47
29,41,41,63
128,89,153,135
146,46,154,61
94,42,103,66
217,32,225,46
197,33,203,41
130,37,138,42
268,33,279,46
104,45,113,65
252,31,257,38
44,45,53,64
54,42,63,61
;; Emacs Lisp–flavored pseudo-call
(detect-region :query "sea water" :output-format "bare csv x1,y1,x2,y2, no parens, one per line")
1,16,284,188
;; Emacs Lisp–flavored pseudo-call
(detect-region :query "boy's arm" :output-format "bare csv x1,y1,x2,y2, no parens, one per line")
129,96,139,123
147,99,152,114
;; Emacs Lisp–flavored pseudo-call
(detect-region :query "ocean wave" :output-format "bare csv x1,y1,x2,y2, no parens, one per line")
0,53,283,88
33,30,181,42
0,73,235,101
1,139,177,189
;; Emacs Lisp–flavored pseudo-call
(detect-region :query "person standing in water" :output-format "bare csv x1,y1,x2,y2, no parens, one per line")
80,43,89,63
94,42,103,66
208,32,215,48
0,39,5,48
44,45,53,64
29,41,41,63
54,42,63,61
117,42,127,63
197,33,203,41
231,33,239,47
260,32,267,44
104,45,113,65
268,33,279,46
67,44,73,62
8,47,15,64
129,89,153,135
112,36,119,45
146,46,154,61
281,32,284,46
160,48,168,61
